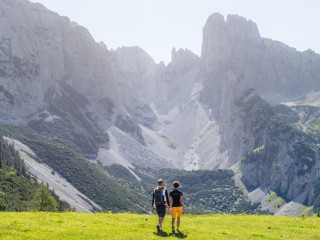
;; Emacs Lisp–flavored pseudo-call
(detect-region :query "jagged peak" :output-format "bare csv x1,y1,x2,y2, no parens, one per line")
205,12,225,26
167,47,200,74
201,12,262,62
203,12,260,40
226,14,260,40
113,46,156,65
171,47,199,62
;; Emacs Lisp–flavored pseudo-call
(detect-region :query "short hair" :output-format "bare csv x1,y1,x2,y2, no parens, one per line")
158,179,164,185
173,181,180,188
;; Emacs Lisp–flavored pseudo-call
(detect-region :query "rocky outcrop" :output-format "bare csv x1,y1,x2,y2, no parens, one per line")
112,46,157,103
168,48,200,75
113,46,201,110
199,13,320,167
2,0,320,213
200,13,320,120
236,95,317,201
0,0,156,154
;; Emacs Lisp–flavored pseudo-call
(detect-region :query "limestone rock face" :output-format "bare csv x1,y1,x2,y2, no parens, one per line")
169,48,200,75
0,0,155,151
112,46,159,105
232,95,316,201
200,13,320,114
202,13,261,72
199,13,320,167
2,0,320,212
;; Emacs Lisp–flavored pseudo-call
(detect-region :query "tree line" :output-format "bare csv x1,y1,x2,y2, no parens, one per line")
0,135,71,212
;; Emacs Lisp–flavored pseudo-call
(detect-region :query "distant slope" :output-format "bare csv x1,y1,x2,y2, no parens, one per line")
4,136,101,213
0,134,70,212
0,0,155,158
105,164,257,214
0,124,147,213
2,0,320,215
233,94,320,211
0,135,38,211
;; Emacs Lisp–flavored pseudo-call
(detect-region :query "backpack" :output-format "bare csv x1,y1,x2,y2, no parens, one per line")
154,187,165,206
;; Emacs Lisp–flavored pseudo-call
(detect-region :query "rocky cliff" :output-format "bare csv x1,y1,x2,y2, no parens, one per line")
114,13,320,211
233,94,318,203
1,0,320,213
0,0,157,156
199,13,320,167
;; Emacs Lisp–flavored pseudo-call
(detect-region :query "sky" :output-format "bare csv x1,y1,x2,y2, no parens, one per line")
29,0,320,64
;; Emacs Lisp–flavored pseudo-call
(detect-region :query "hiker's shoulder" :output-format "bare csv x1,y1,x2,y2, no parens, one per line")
169,189,177,195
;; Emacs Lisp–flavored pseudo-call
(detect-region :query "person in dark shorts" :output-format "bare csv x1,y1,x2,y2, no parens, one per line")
169,181,184,234
152,179,170,232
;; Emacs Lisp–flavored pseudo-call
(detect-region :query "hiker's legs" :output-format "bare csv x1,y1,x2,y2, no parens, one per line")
159,217,164,228
177,217,180,229
171,218,176,227
175,207,182,230
156,205,166,229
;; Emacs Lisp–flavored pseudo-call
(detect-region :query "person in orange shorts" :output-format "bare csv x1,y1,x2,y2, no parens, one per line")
169,181,184,234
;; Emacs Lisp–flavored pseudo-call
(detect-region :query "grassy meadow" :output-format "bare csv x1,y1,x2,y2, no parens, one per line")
1,212,320,239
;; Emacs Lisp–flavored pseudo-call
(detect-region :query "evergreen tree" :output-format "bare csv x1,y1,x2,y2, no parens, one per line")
32,184,57,212
0,190,5,211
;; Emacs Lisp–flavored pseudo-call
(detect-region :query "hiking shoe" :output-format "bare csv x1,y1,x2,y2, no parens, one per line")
176,228,180,232
172,226,175,234
156,224,160,232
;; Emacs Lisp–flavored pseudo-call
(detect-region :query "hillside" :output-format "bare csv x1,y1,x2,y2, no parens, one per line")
105,165,257,214
1,213,320,239
0,124,146,213
0,135,70,212
0,123,261,214
0,135,38,211
1,0,320,215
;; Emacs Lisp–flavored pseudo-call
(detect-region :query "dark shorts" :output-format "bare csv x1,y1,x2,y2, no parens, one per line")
156,204,166,217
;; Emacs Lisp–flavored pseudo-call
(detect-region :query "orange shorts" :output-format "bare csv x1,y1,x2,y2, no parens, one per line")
171,206,183,218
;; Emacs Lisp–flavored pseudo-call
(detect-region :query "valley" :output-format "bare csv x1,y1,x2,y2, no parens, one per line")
0,0,320,216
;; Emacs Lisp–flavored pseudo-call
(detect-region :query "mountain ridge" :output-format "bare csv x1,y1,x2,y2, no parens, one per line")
1,0,320,214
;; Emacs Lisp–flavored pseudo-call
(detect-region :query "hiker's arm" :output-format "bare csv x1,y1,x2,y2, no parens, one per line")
165,190,170,207
152,192,155,209
169,196,172,208
181,195,184,211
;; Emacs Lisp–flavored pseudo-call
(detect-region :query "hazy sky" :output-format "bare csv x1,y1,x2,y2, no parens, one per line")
30,0,320,64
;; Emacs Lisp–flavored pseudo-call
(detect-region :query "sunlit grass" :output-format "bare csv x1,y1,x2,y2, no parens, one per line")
1,212,320,239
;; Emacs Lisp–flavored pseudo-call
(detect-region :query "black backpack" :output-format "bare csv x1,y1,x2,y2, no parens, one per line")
154,187,165,206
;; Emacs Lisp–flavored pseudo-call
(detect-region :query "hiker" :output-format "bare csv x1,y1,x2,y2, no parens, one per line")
169,181,184,234
152,178,170,232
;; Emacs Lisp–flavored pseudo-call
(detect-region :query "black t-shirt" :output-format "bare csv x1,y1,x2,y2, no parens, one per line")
169,189,183,207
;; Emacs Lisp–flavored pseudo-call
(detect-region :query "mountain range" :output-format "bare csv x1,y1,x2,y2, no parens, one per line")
0,0,320,215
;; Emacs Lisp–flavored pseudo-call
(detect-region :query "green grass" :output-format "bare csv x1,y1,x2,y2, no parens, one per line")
267,192,287,210
157,134,176,149
295,99,307,105
1,213,320,239
253,145,265,153
298,205,315,217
